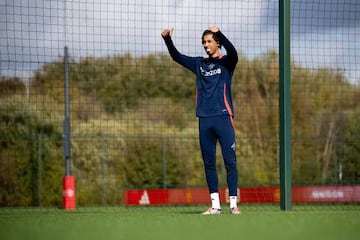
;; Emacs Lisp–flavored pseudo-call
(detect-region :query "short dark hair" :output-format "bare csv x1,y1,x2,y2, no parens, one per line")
202,30,222,48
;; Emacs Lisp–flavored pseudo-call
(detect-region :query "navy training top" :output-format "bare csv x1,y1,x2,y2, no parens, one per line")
162,31,238,117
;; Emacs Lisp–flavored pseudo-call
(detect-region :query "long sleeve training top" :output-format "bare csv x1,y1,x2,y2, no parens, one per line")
162,31,238,117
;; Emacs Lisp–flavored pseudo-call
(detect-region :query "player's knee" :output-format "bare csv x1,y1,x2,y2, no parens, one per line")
224,158,237,170
204,161,216,171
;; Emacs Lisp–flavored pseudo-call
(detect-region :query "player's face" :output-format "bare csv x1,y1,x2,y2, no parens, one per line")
202,34,218,57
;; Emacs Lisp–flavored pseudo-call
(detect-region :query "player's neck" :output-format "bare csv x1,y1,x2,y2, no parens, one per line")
209,51,222,59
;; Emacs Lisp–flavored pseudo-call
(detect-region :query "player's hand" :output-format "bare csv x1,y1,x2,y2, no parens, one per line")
161,27,174,37
208,26,219,33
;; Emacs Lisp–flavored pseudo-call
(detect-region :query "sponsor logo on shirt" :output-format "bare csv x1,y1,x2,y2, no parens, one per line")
200,67,221,77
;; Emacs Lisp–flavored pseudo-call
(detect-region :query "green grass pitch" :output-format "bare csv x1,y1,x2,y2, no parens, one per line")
1,205,359,240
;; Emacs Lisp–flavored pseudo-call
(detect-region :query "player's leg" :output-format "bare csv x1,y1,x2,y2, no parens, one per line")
199,117,221,214
199,117,218,194
217,116,241,214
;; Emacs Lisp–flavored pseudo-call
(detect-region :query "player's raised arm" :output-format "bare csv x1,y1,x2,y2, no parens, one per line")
215,30,238,71
161,27,197,73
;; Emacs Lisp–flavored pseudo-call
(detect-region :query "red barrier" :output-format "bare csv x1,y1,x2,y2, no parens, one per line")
62,176,76,210
124,185,360,206
292,185,360,203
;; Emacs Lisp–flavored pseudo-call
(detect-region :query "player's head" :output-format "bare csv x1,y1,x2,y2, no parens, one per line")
202,30,222,49
202,30,222,57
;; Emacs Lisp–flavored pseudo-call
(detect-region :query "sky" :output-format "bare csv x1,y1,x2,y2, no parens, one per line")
1,0,359,83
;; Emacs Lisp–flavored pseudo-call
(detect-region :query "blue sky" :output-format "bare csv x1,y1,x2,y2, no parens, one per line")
1,0,359,83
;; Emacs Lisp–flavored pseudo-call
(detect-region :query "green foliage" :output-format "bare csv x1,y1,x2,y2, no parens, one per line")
343,108,360,184
290,64,360,184
0,96,63,207
1,50,360,206
32,53,196,114
0,77,26,96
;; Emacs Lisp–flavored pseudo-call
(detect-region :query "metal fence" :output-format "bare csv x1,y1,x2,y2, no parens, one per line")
1,0,359,208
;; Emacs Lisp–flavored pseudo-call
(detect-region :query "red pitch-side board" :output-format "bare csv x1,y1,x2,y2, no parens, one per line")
124,185,360,206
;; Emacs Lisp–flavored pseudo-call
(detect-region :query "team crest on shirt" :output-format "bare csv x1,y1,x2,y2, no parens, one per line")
208,63,215,69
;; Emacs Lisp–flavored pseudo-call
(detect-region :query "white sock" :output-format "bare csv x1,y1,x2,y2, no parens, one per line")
210,192,221,209
230,196,237,209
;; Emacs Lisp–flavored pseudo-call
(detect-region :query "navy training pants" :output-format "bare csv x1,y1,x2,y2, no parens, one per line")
199,115,238,196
